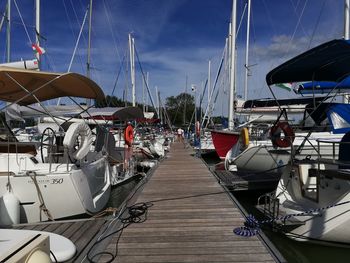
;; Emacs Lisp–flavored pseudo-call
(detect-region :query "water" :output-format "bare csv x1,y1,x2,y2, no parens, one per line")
201,151,350,263
233,190,350,263
107,175,143,208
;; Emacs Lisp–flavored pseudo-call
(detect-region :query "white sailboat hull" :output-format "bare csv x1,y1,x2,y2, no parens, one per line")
275,161,350,244
0,153,110,224
227,132,343,174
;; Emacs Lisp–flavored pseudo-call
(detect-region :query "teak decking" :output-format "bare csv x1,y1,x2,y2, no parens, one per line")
102,142,277,262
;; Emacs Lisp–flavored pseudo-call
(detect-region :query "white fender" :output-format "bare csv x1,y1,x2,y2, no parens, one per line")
150,141,165,157
0,190,20,225
224,141,243,172
63,123,93,160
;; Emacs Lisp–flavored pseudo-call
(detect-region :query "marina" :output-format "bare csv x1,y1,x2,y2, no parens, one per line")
3,0,350,262
8,143,281,262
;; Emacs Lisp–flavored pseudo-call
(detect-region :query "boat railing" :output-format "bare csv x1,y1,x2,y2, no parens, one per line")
315,138,350,173
316,138,343,162
257,191,280,224
292,134,343,160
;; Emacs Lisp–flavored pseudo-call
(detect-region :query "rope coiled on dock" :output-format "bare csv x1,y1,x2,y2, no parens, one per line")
86,201,153,263
86,187,227,262
233,214,260,237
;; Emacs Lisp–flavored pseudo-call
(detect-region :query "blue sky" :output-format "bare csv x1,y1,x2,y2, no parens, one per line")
0,0,345,115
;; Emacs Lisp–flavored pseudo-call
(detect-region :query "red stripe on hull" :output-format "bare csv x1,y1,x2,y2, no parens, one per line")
211,130,240,159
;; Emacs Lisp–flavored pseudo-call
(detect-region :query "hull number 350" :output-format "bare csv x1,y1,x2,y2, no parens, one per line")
51,178,64,184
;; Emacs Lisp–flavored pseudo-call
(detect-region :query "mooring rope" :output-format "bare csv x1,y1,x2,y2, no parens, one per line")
27,171,54,221
233,199,350,237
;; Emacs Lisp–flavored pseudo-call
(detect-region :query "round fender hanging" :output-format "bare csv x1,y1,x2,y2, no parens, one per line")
63,122,93,160
240,128,249,147
270,121,295,148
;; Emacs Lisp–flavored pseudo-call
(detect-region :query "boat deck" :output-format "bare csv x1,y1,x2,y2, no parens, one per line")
214,169,280,191
12,142,281,262
15,217,107,262
99,142,278,262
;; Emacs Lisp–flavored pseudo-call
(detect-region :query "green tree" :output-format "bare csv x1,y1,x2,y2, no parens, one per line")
165,93,195,127
95,95,125,107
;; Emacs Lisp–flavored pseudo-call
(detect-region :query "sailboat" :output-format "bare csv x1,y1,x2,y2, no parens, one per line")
260,38,350,245
0,67,111,224
210,0,241,159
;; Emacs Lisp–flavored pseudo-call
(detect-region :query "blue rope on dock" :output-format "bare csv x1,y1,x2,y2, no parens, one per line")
233,214,260,237
233,200,350,237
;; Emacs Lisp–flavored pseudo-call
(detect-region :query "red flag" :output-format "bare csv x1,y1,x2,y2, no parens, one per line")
32,44,45,55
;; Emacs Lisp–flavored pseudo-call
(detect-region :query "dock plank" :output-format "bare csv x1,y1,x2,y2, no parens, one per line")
104,142,277,263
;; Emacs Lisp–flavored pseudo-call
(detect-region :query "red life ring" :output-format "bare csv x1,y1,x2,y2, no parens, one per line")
124,124,134,147
270,121,295,148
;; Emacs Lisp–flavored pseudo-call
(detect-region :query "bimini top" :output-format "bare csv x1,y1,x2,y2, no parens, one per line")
80,106,144,121
0,67,105,105
266,39,350,86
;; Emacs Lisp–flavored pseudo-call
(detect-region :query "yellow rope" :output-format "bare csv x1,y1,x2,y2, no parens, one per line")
92,207,118,218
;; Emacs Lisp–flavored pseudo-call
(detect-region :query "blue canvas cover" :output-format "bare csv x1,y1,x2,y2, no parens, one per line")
266,39,350,86
295,77,350,95
326,104,350,134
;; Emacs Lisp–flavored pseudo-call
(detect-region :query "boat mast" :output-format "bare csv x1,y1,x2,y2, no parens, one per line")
142,71,145,113
6,0,10,63
244,0,251,101
35,0,40,68
344,0,350,103
228,0,237,130
155,86,160,118
129,33,136,107
87,0,92,79
146,72,149,112
183,75,188,125
345,0,350,39
85,0,93,106
158,90,162,124
208,60,211,104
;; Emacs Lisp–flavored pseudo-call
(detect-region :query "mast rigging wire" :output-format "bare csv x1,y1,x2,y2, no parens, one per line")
13,0,33,44
67,5,89,72
134,45,157,111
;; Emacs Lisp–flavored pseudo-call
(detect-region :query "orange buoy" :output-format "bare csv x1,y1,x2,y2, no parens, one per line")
124,123,134,147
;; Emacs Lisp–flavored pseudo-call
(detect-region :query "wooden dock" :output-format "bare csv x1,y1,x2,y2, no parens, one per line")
12,143,282,262
100,142,279,263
